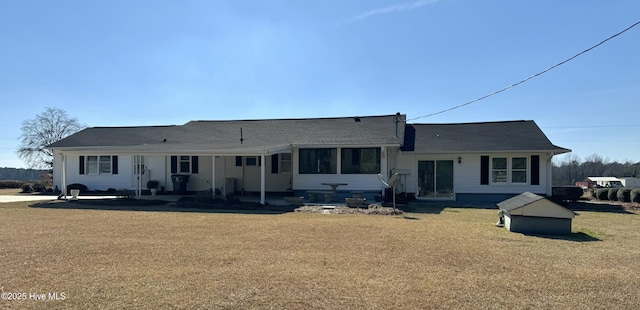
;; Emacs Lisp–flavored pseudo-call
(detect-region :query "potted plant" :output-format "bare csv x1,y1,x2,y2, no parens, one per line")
147,180,160,195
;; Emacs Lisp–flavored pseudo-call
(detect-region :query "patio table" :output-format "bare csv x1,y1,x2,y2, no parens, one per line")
321,183,348,201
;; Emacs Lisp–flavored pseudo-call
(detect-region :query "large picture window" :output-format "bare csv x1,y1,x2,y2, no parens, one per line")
341,148,380,174
299,148,337,174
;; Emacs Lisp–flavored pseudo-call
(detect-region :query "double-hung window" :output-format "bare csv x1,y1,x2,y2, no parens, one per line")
81,155,117,175
179,156,191,173
170,156,199,174
491,158,508,183
87,156,112,174
491,156,528,184
511,157,528,183
280,153,292,173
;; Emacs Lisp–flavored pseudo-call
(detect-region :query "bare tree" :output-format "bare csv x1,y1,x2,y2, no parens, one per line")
17,107,85,169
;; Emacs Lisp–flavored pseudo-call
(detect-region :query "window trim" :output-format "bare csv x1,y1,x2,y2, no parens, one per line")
170,155,199,174
489,156,529,185
491,157,508,184
280,153,292,174
84,155,116,175
179,156,191,173
245,156,258,166
511,157,528,184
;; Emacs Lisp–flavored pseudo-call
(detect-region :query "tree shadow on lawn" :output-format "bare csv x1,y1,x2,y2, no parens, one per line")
401,201,498,214
561,201,636,215
520,231,602,242
403,200,637,215
29,199,295,215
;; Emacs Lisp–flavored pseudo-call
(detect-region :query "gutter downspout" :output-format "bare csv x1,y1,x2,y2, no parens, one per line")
547,152,554,196
61,152,67,199
211,156,216,199
260,154,266,205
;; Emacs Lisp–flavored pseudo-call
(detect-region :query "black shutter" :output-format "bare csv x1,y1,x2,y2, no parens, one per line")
112,156,118,174
171,156,178,173
258,156,262,166
191,156,199,174
79,156,85,175
531,155,540,185
480,156,489,185
235,156,242,166
271,154,279,173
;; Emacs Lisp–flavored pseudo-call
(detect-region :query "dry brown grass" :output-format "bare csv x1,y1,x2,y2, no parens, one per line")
1,201,639,309
0,188,21,195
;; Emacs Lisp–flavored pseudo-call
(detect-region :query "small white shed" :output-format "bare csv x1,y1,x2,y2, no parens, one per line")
497,192,576,235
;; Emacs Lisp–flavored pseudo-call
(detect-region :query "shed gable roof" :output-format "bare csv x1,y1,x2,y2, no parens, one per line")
498,192,576,219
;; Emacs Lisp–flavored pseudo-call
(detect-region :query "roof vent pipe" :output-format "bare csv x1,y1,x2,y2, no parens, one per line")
394,112,401,138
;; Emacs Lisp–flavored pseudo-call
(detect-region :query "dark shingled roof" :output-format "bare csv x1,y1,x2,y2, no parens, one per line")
47,114,406,153
404,120,570,153
497,191,546,212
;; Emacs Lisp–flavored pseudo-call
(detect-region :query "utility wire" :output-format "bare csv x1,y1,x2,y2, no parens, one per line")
408,20,640,121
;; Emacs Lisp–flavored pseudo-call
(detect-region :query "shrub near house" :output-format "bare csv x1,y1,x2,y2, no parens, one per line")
592,187,640,203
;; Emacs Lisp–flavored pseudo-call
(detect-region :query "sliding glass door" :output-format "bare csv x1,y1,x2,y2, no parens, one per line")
418,160,454,198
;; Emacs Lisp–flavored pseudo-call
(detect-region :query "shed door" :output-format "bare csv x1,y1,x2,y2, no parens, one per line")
418,160,454,199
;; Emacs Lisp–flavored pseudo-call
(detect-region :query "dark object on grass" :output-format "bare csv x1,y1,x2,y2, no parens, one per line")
67,183,89,193
551,186,583,202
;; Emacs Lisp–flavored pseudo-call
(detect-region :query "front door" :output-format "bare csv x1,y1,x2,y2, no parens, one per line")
132,155,149,190
418,160,454,199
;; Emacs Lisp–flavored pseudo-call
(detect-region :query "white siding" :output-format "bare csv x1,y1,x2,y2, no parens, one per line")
146,155,167,189
294,174,387,191
291,147,389,192
216,155,291,193
53,153,293,193
53,152,134,191
397,152,554,198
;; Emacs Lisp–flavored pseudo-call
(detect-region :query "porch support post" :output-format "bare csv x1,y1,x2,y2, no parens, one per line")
381,146,388,179
211,156,216,199
260,154,266,205
61,152,67,199
380,147,388,198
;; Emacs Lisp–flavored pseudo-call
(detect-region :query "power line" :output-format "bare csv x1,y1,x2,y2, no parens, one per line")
408,20,640,121
543,124,640,129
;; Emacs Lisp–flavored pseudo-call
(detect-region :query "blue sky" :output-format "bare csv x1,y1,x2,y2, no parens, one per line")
1,0,638,168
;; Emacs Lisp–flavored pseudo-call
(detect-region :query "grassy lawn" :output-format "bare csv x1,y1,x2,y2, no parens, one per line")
0,188,21,195
1,201,639,309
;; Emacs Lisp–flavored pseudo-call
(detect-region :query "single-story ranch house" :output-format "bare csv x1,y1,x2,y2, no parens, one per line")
47,113,570,204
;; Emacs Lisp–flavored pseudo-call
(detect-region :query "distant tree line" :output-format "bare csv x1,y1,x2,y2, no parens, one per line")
0,167,48,181
553,154,640,186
